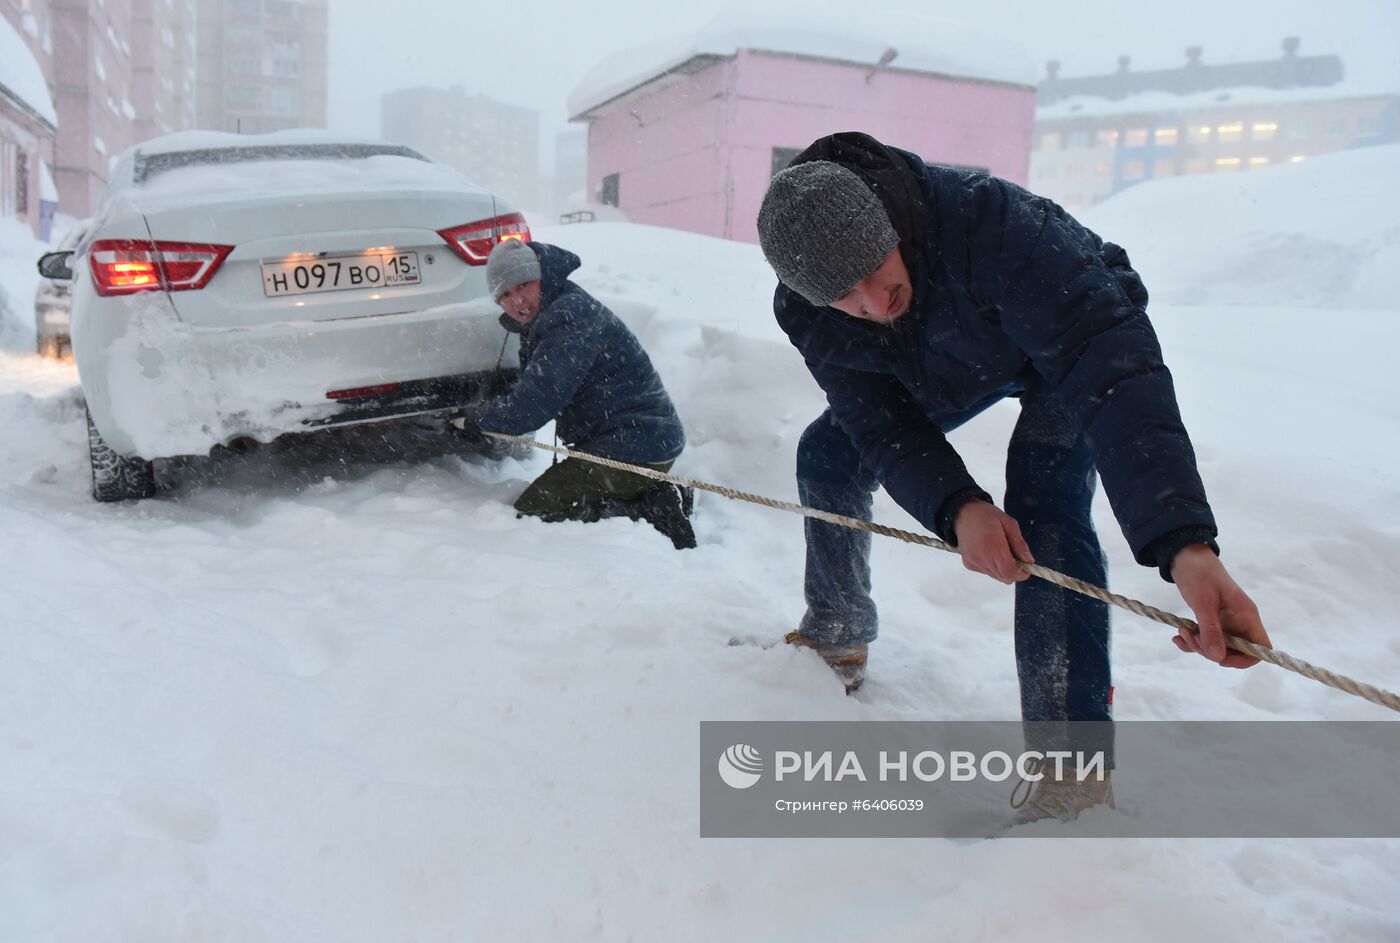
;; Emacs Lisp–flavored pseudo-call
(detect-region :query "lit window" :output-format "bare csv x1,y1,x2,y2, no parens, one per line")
1154,128,1179,145
1249,157,1270,167
1189,125,1212,142
1215,157,1242,171
1095,129,1119,147
1217,123,1244,142
1252,122,1278,140
1124,129,1148,147
1121,159,1146,180
1288,155,1306,163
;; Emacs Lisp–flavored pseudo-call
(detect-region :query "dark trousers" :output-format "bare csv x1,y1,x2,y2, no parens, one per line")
796,394,1112,751
514,457,673,522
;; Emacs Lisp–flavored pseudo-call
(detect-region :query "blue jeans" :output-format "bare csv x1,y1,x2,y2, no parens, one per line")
796,392,1112,742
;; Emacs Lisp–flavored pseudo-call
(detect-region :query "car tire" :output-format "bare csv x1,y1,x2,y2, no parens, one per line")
87,407,158,502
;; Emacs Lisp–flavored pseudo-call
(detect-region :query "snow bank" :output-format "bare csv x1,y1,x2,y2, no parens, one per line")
0,215,45,350
1082,143,1400,309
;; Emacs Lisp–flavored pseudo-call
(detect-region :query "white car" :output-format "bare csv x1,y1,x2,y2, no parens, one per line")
43,131,530,501
34,221,89,358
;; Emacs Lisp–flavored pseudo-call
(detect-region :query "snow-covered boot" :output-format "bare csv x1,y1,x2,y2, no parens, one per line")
1007,760,1114,826
637,482,697,550
784,630,867,693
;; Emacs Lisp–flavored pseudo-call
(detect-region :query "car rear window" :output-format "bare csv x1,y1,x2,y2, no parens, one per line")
133,143,428,185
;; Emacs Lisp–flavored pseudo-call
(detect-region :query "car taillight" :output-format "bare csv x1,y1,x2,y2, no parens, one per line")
89,239,234,296
437,213,531,266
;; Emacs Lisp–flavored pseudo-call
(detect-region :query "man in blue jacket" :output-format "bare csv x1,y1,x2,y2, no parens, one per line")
468,239,695,550
757,132,1272,820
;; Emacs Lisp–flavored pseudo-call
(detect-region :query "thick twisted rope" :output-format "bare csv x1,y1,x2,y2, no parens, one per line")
483,431,1400,715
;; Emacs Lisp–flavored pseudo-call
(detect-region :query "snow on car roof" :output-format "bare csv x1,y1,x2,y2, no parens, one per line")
568,10,1038,118
102,130,489,208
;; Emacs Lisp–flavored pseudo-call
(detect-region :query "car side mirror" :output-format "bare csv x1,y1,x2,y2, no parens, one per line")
38,250,76,281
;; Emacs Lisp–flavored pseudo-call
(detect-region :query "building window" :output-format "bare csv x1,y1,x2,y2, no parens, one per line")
1066,131,1090,148
1152,158,1175,178
1065,163,1085,178
1359,116,1379,135
1154,128,1179,146
1288,121,1309,140
1184,158,1209,174
1038,132,1062,151
601,172,620,207
1288,155,1307,163
1249,156,1270,168
1124,128,1148,147
1217,122,1244,142
1121,159,1146,180
1095,129,1120,148
15,151,28,214
1188,125,1212,143
1324,117,1347,135
1215,157,1242,171
771,147,801,177
1251,122,1278,140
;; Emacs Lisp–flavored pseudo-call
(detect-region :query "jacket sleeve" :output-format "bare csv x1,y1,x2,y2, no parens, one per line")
473,299,605,436
986,186,1216,564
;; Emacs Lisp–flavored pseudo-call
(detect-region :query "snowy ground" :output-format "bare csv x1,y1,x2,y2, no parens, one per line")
2,150,1398,941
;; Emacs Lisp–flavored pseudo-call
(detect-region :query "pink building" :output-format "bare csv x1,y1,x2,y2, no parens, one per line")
1,8,58,238
568,16,1037,243
16,0,196,220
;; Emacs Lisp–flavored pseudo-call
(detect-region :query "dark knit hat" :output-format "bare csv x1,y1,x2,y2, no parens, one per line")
486,239,541,300
757,160,899,307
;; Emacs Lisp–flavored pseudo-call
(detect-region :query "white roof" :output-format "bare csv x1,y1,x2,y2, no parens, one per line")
0,15,57,127
569,10,1038,119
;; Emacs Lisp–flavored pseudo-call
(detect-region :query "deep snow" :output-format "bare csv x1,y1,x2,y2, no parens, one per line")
1,147,1397,941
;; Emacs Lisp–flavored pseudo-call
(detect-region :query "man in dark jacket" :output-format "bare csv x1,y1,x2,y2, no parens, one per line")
468,239,695,549
757,132,1272,821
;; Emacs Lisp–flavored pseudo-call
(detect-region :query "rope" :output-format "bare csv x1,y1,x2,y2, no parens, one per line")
482,431,1400,715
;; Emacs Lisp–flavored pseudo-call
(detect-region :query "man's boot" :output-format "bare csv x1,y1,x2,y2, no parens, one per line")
1007,759,1114,825
784,630,867,693
636,482,697,550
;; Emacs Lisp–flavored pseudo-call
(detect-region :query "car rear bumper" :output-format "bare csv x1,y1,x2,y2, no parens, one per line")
80,297,518,458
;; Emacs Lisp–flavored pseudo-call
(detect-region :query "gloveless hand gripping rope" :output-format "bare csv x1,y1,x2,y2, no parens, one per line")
481,431,1400,715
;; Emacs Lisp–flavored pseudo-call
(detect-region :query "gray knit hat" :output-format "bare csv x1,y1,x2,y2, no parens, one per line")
486,239,542,300
757,161,899,307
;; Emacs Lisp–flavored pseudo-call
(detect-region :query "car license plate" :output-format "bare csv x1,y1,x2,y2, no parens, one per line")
261,250,421,297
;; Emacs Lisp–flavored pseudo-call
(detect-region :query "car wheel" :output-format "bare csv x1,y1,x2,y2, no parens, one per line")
37,334,61,359
86,407,158,502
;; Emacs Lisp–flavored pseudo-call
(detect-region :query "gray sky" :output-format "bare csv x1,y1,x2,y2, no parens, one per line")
326,0,1399,172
